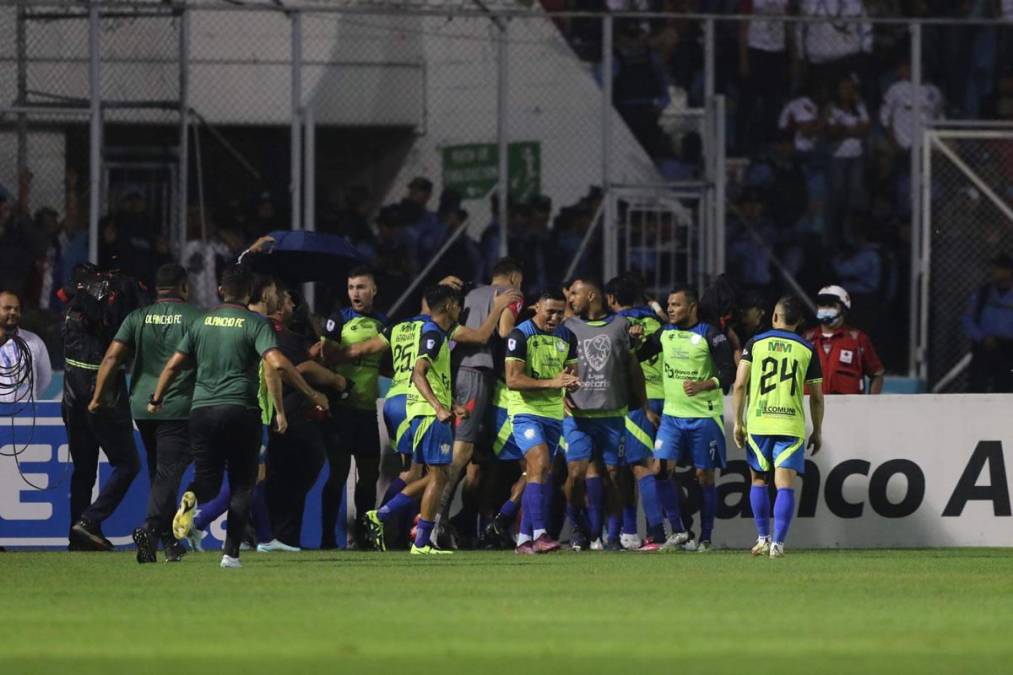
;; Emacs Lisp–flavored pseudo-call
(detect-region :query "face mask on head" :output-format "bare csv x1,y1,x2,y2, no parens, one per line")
816,307,841,324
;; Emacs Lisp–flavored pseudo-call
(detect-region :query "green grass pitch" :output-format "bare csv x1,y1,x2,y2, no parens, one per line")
2,549,1012,674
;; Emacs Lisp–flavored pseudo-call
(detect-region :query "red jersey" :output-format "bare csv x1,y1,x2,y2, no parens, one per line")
803,325,884,394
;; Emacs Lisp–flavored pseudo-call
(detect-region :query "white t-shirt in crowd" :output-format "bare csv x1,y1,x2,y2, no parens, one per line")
879,80,944,150
797,0,872,64
181,238,233,308
828,102,869,158
745,0,789,53
0,328,53,403
779,96,821,153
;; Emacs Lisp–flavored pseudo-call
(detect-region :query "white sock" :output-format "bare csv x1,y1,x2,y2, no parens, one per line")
516,533,532,545
533,528,547,540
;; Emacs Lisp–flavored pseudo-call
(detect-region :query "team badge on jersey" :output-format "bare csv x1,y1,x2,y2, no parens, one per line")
326,319,335,332
427,339,436,350
508,338,517,351
524,428,536,440
583,335,611,371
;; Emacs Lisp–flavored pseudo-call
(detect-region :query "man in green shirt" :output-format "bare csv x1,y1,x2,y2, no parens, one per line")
365,284,465,555
732,295,824,558
148,264,328,568
90,264,203,564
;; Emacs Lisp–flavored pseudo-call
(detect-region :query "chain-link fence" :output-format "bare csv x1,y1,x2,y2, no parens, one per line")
2,1,1013,384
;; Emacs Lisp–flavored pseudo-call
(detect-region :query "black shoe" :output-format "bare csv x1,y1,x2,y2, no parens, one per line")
70,520,114,551
484,514,514,550
161,533,187,562
132,527,157,564
605,539,624,552
570,527,589,552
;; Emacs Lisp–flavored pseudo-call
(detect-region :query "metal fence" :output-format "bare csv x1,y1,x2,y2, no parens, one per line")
2,1,1013,387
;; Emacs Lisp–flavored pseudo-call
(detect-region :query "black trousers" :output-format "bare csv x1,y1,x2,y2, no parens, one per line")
64,402,141,528
969,340,1013,393
265,421,326,547
136,419,191,538
321,408,381,546
186,405,262,558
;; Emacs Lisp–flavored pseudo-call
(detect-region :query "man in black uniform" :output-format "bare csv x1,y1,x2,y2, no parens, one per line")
148,265,328,568
63,264,145,551
89,264,203,563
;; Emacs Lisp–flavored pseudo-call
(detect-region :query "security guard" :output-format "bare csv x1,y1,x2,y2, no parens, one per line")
62,263,145,551
90,263,203,563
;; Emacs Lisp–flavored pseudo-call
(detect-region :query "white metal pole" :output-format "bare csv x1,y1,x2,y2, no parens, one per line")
303,104,316,309
497,19,509,259
602,14,615,279
290,11,303,232
715,94,726,274
88,3,101,264
908,22,922,378
177,7,190,256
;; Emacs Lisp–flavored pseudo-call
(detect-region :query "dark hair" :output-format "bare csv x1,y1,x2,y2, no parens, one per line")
538,288,566,303
605,274,643,307
776,295,804,327
219,264,254,302
571,275,604,295
0,289,21,304
699,274,740,323
423,284,461,313
155,263,188,291
348,265,375,281
250,274,276,305
491,257,523,279
669,285,699,306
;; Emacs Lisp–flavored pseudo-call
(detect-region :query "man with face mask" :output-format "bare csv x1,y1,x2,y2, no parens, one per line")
803,285,884,395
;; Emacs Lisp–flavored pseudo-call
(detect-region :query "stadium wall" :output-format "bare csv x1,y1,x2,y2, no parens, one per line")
2,395,1009,549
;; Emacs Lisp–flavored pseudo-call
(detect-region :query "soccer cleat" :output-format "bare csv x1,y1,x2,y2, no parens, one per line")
751,537,771,557
132,527,157,564
172,491,197,541
364,510,387,552
220,555,242,569
514,541,536,555
570,528,589,552
635,537,663,552
485,514,516,550
696,540,713,552
410,544,453,556
70,519,114,552
619,533,642,550
256,539,301,553
589,538,604,551
604,539,624,552
533,534,561,554
770,542,785,558
163,539,187,563
661,531,691,551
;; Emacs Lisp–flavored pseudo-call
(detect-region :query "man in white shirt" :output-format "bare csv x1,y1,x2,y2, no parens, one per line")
879,59,944,151
796,0,871,92
0,290,53,403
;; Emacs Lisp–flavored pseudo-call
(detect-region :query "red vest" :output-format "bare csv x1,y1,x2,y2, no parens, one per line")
803,325,884,394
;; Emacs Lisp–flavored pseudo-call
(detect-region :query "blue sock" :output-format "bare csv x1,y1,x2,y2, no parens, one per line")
520,502,533,537
700,484,717,542
773,488,795,544
750,485,770,538
622,504,637,535
566,503,585,530
585,476,604,540
251,484,272,543
500,499,518,522
607,514,620,544
524,483,546,533
637,475,663,534
380,478,407,507
377,492,413,523
414,518,435,549
656,476,680,527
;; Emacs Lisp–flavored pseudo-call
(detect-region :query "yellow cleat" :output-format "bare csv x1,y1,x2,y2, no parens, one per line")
172,491,197,541
410,544,453,556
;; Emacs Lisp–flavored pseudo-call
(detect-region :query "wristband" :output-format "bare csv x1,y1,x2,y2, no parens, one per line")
148,395,162,406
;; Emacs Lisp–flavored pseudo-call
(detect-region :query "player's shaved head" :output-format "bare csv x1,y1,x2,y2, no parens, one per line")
773,295,804,330
568,277,604,318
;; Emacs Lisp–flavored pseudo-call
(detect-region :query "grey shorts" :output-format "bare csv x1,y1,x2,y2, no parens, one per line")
453,367,494,444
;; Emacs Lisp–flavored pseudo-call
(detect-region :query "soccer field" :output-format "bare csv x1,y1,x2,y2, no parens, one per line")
3,549,1012,674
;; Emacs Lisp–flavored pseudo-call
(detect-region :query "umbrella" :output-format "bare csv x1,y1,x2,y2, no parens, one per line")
243,230,365,284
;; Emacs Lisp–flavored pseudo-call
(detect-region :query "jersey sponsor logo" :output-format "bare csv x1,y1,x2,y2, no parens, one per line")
840,349,854,364
767,340,793,353
755,401,797,417
582,334,612,371
203,316,246,328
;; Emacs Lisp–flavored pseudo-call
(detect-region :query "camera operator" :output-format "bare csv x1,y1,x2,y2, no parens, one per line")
60,263,145,551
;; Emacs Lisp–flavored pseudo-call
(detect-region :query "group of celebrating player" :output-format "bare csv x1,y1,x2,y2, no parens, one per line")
89,254,825,568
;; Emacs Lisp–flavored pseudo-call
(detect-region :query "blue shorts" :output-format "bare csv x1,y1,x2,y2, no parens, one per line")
654,415,727,470
489,405,523,463
408,416,454,466
746,434,806,475
563,416,626,466
383,394,411,455
624,399,663,464
511,414,563,457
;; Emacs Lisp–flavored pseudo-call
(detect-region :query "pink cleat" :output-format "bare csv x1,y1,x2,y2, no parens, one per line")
635,537,663,552
515,541,536,555
533,534,561,554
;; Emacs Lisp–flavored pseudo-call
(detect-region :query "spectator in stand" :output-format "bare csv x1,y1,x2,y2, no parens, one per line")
826,74,870,248
373,204,415,307
398,176,438,269
804,284,885,394
58,170,88,289
961,253,1013,393
604,20,671,152
418,189,463,266
180,214,243,308
509,195,553,295
656,132,703,181
779,77,830,209
738,0,794,154
796,0,872,93
117,191,162,289
831,218,883,337
247,191,279,241
429,205,482,286
480,193,507,280
726,187,776,293
0,192,32,299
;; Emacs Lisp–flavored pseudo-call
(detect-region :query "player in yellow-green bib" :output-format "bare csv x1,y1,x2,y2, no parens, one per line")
732,295,824,559
319,266,389,549
365,285,465,555
638,286,735,551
